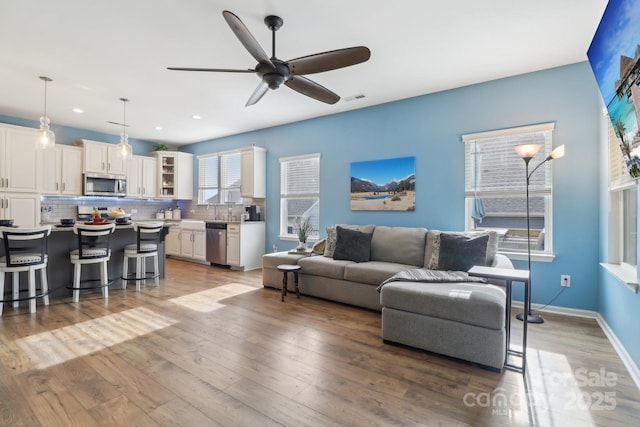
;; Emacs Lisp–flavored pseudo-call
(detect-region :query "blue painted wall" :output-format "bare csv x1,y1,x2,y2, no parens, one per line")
0,115,157,155
183,62,602,313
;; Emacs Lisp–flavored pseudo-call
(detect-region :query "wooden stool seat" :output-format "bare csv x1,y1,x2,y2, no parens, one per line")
277,264,301,302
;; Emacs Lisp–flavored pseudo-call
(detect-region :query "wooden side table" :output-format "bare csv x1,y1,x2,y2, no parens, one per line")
468,265,530,374
277,264,301,302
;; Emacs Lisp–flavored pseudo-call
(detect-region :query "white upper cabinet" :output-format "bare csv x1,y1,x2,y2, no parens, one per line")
41,145,82,196
127,155,157,198
0,124,39,193
150,151,193,200
241,146,266,198
78,139,127,175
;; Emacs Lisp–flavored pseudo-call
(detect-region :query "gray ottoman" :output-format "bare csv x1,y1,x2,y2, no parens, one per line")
380,280,507,370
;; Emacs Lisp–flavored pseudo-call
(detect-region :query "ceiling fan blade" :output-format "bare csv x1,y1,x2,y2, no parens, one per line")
245,81,269,107
167,67,256,73
287,46,371,75
285,75,340,104
223,10,274,68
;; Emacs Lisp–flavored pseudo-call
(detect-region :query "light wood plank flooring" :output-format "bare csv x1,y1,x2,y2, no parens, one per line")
0,258,639,426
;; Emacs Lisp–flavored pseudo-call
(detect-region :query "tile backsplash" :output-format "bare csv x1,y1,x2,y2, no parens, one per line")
41,196,266,222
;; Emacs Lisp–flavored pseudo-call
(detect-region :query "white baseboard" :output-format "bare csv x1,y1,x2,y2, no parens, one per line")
511,301,640,391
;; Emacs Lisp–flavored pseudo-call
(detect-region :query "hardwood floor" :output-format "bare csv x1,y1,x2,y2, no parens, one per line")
1,258,639,426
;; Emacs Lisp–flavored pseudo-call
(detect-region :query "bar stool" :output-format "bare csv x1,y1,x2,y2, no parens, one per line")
0,225,52,315
69,223,115,303
122,222,164,291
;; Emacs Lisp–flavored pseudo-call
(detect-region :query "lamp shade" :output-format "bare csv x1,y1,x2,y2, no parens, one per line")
514,143,542,159
549,144,565,160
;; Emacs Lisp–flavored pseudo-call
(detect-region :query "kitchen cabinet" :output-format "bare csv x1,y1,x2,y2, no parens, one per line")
40,145,83,196
0,193,40,226
241,146,266,198
0,123,39,193
166,221,206,262
166,227,181,256
226,222,265,270
150,151,193,200
180,229,206,260
127,155,157,198
78,139,128,175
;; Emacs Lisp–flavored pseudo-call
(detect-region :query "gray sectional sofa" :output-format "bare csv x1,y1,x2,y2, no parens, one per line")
262,224,514,369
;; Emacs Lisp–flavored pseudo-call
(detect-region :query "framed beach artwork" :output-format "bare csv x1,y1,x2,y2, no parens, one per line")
587,0,640,178
350,156,416,211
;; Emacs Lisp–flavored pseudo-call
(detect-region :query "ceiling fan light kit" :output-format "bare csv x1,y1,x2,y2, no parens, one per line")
168,10,370,106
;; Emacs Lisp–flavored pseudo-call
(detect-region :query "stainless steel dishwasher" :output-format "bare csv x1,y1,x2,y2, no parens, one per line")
206,222,227,265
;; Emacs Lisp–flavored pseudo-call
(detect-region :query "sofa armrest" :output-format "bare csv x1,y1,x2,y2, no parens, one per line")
492,253,513,269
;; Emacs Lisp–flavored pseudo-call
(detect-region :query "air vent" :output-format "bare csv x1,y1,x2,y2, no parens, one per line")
344,94,366,102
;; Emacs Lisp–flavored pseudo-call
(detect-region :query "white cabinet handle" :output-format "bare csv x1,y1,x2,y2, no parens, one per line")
62,182,66,191
102,162,105,171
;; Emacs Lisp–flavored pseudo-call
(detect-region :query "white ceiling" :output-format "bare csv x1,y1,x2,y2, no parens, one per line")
0,0,608,145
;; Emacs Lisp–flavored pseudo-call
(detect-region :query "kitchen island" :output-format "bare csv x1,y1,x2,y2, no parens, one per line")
1,223,170,301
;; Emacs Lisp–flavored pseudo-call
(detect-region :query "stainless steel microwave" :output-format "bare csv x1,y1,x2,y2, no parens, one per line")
83,173,127,197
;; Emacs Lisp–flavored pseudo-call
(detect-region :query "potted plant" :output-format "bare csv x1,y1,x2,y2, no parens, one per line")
294,216,313,251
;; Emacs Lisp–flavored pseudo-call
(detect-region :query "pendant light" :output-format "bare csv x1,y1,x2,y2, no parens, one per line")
117,97,133,160
36,76,55,150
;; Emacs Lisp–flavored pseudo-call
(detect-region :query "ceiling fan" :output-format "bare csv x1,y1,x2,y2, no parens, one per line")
168,10,371,106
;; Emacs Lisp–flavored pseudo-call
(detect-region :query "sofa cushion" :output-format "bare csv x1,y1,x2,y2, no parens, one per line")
298,255,354,280
380,281,506,330
324,224,375,257
425,230,498,269
333,226,372,263
262,252,309,269
343,261,418,286
370,226,427,267
438,233,490,272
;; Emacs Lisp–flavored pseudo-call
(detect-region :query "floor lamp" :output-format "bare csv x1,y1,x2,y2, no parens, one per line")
513,143,565,324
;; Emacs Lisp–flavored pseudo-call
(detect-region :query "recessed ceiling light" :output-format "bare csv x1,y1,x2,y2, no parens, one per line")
72,108,84,113
155,126,163,131
192,114,201,120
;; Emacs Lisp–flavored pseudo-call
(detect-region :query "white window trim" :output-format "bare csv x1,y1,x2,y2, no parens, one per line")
197,148,243,205
463,122,556,259
279,153,321,241
602,114,639,293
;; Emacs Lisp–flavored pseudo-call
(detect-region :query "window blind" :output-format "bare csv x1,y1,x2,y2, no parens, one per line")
280,154,320,197
463,123,554,198
198,154,219,204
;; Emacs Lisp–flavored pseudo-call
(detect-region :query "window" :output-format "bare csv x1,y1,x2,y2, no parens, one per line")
280,153,320,240
463,123,555,258
198,154,219,204
198,150,242,205
607,116,637,270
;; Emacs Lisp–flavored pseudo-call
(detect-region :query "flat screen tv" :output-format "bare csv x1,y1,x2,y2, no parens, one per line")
587,0,640,178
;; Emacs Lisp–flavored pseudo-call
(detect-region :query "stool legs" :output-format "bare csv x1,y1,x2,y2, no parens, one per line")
28,269,36,313
41,268,49,307
0,272,4,315
281,271,288,301
122,258,129,290
101,261,109,299
12,273,19,308
281,270,301,302
72,263,81,303
153,254,159,287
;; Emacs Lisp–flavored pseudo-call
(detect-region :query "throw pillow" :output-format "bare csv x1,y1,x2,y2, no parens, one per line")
332,226,372,263
323,226,337,257
323,224,375,257
312,238,326,255
437,233,490,272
